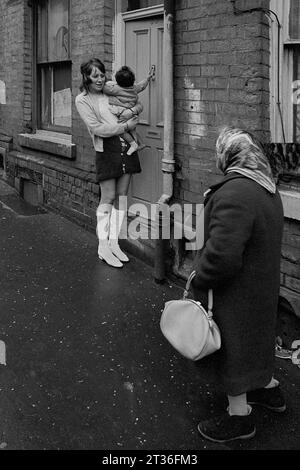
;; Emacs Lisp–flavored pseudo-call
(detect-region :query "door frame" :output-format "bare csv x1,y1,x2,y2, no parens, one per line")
113,1,164,224
113,2,164,73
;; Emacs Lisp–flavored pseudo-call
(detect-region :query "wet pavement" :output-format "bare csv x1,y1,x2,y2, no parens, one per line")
0,178,300,451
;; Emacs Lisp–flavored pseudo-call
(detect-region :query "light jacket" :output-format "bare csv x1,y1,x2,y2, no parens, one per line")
75,92,127,152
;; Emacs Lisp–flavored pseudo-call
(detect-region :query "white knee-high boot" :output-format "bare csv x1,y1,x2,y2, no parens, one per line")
96,205,123,268
109,207,129,263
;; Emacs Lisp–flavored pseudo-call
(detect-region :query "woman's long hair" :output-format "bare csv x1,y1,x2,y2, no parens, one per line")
79,58,106,93
215,127,276,193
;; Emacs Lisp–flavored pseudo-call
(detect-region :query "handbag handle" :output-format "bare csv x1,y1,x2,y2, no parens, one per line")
183,270,213,317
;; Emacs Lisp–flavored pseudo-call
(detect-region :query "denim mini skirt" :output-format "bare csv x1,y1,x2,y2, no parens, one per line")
95,136,141,182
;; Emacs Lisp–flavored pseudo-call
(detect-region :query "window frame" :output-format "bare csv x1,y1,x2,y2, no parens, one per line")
270,0,300,144
292,44,300,141
33,0,72,135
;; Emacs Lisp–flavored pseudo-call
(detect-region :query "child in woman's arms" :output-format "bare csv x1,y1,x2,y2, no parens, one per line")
103,65,154,155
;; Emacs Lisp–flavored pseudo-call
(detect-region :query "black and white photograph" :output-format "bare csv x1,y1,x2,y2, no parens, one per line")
0,0,299,455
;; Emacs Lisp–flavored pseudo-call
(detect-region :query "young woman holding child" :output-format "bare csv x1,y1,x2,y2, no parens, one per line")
75,58,145,268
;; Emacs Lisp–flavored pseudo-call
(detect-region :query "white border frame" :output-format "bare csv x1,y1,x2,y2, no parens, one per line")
113,2,164,74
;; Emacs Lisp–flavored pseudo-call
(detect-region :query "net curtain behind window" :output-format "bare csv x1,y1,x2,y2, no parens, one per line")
36,0,71,130
289,0,300,39
38,0,69,62
124,0,162,12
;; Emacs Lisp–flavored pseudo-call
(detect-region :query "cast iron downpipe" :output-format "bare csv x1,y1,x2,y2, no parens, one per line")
154,0,175,283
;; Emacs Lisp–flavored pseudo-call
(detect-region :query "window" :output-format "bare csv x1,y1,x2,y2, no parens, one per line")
289,0,300,142
270,0,300,143
293,45,300,141
289,0,300,39
35,0,71,132
121,0,163,13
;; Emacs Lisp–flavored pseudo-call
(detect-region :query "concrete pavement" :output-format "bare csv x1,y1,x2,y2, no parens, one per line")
0,178,299,450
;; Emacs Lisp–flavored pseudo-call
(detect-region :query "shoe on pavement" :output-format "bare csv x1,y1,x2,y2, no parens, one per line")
197,413,256,443
247,386,286,412
109,239,129,263
98,240,123,268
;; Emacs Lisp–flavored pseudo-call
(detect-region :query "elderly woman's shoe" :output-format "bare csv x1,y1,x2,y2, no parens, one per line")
197,412,256,443
247,386,286,412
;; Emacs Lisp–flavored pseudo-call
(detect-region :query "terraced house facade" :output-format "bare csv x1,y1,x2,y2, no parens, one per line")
0,0,300,338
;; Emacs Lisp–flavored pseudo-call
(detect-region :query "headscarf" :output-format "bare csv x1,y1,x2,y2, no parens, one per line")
215,127,276,194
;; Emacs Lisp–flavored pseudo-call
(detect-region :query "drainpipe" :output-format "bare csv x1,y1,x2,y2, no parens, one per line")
154,0,175,283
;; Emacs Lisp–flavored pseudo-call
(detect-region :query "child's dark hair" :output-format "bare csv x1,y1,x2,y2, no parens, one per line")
115,66,135,88
79,58,106,92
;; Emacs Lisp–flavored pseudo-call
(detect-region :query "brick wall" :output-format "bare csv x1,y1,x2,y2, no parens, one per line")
7,150,100,230
0,0,4,93
0,0,28,138
173,0,271,205
281,220,300,293
280,218,300,319
23,1,32,131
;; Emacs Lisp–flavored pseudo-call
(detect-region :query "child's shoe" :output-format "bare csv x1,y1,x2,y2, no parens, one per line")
127,141,139,155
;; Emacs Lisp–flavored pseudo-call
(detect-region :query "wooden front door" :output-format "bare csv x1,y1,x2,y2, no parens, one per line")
125,16,164,213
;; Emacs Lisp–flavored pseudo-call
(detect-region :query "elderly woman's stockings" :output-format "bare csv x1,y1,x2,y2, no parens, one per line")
228,394,252,416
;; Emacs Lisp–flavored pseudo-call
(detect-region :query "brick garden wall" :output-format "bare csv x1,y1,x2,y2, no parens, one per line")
282,220,300,295
280,218,300,319
7,150,100,231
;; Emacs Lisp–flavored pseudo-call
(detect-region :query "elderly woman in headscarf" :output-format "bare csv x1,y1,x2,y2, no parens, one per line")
192,127,285,443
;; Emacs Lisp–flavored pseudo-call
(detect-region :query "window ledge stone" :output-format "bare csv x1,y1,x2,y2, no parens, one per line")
279,189,300,221
18,130,76,159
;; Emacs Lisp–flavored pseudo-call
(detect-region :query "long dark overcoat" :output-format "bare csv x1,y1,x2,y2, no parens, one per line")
192,173,284,396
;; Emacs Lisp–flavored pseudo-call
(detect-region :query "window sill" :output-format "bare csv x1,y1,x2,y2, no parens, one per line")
18,130,76,160
279,189,300,221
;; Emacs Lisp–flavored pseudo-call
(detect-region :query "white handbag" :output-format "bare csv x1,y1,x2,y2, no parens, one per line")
160,271,221,361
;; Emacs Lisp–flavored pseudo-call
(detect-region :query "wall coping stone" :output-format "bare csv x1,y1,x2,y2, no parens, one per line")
280,286,300,319
17,131,76,160
279,190,300,222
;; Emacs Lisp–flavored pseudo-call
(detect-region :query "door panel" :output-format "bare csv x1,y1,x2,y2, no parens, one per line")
134,28,151,125
125,17,164,215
